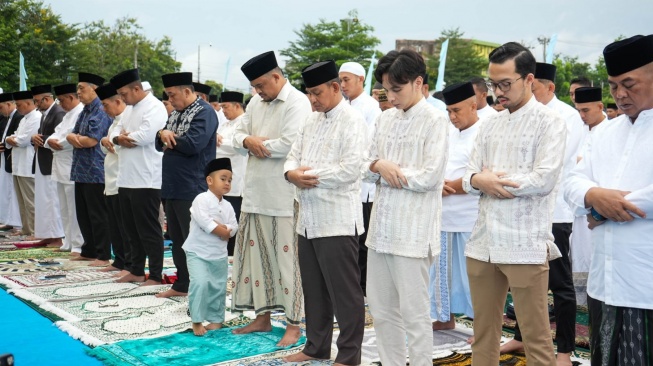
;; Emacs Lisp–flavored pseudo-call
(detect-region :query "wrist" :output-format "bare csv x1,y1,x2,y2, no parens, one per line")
370,159,380,173
590,207,606,222
470,173,478,189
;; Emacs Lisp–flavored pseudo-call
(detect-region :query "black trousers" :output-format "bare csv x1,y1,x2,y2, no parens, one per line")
119,188,163,282
223,195,242,256
587,294,603,365
358,201,373,295
298,232,365,365
514,223,576,353
75,182,110,260
106,194,130,270
164,199,192,293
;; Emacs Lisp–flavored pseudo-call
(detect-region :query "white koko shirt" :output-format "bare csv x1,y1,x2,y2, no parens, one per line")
216,114,247,197
349,92,381,203
8,108,41,178
44,103,83,184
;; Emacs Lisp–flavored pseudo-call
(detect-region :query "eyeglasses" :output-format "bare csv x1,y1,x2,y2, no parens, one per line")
486,77,523,92
33,96,49,104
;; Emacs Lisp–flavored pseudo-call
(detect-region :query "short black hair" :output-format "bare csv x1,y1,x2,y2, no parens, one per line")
469,77,488,92
488,42,536,78
570,76,591,87
374,49,426,85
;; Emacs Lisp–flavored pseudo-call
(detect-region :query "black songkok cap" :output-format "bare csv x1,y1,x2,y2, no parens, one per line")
95,83,118,101
423,73,429,85
204,158,232,177
486,95,494,105
30,84,52,95
299,83,307,94
161,91,169,101
220,91,244,103
78,72,105,86
162,72,193,88
193,82,212,96
53,84,77,96
442,81,475,106
606,102,618,110
574,87,602,103
604,34,653,76
208,94,219,103
12,91,33,101
110,69,140,89
0,93,14,103
241,51,278,81
301,60,338,88
535,62,557,82
373,81,384,90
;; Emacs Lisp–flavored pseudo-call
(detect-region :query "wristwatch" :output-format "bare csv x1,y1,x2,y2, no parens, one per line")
590,207,606,222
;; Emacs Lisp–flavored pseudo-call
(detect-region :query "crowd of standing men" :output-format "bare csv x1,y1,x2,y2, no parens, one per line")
0,33,651,366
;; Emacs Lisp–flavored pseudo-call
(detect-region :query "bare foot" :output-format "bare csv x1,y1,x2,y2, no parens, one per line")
192,323,207,336
232,313,272,335
99,265,120,272
556,352,573,366
500,339,525,354
282,352,317,363
45,239,63,247
70,252,81,257
113,270,130,278
140,279,161,286
116,273,146,283
155,289,188,298
205,323,223,330
277,324,301,347
89,259,110,267
467,336,475,344
70,256,95,261
432,314,456,330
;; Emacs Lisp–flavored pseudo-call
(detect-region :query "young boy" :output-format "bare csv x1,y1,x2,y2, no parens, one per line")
183,157,238,336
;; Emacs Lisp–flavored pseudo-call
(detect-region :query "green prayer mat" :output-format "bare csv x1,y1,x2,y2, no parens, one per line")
87,325,305,366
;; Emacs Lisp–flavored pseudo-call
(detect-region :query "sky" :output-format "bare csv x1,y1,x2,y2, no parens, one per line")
44,0,652,92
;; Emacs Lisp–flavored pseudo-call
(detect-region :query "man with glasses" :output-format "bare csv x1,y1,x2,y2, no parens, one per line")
463,42,566,366
30,85,66,247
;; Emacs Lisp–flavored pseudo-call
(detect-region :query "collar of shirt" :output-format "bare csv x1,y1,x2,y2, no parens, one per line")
632,108,653,123
270,80,292,103
545,94,559,108
41,103,54,119
83,97,102,113
457,119,481,137
324,98,347,120
8,109,16,120
397,97,428,119
508,95,537,120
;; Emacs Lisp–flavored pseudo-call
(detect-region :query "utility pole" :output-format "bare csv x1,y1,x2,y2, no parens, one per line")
537,36,550,62
197,44,200,82
134,41,138,68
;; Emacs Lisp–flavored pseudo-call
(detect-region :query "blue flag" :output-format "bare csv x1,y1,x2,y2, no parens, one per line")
435,39,449,91
19,51,28,91
545,34,558,64
364,52,377,95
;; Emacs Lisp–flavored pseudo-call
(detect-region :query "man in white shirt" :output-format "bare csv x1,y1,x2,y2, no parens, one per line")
0,93,23,231
110,69,168,286
463,42,566,366
423,73,447,112
44,84,84,254
97,83,132,274
564,34,653,366
605,103,619,120
216,91,247,256
500,62,584,365
363,49,449,366
230,51,311,347
430,82,479,332
282,60,366,366
469,77,498,119
30,84,66,247
209,94,228,126
5,91,41,238
338,61,381,295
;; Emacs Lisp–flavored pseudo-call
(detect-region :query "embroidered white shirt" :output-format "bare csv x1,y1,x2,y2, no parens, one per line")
216,114,247,197
564,110,653,310
182,191,238,260
232,81,312,217
362,98,449,258
477,104,498,120
110,92,167,189
462,96,566,264
102,108,131,195
8,109,41,177
350,92,381,203
44,103,82,183
285,99,366,239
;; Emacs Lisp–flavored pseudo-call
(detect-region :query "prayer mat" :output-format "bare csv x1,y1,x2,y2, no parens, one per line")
0,243,17,251
86,326,306,366
368,352,527,365
0,268,113,288
0,247,61,261
13,240,47,248
0,257,93,275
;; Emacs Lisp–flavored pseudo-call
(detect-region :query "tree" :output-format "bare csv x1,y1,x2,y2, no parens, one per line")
280,10,381,86
426,28,488,91
552,55,611,105
0,0,78,91
203,80,224,94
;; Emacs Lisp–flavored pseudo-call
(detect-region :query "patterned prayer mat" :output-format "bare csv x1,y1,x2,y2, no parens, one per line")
0,247,63,261
369,352,527,365
87,326,306,366
1,268,113,288
0,258,91,275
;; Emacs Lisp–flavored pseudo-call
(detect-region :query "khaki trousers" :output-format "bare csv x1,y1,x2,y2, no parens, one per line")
13,175,35,236
466,257,555,366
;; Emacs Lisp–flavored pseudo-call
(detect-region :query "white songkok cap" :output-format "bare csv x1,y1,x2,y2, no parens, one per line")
339,62,366,78
141,81,152,91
